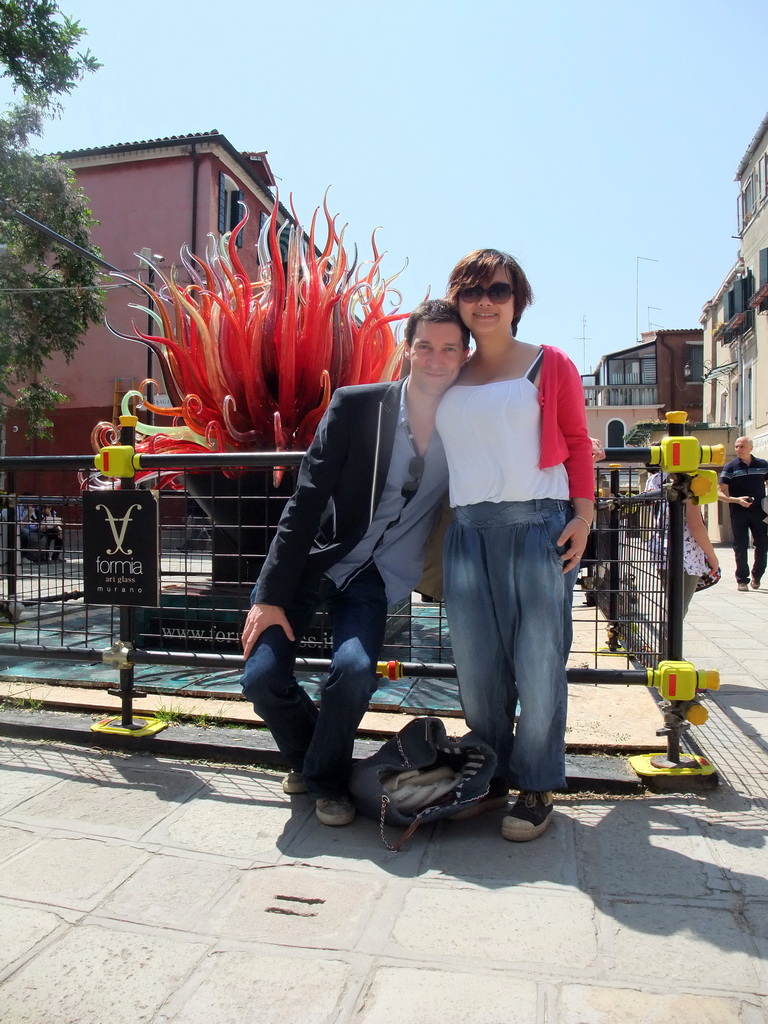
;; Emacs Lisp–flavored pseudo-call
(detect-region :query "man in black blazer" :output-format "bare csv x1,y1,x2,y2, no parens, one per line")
241,299,469,826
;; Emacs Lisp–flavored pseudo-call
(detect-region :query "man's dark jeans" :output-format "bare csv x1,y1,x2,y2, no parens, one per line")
730,504,768,584
241,564,387,799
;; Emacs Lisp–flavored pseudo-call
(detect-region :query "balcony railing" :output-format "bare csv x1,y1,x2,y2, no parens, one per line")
718,308,755,344
584,385,659,407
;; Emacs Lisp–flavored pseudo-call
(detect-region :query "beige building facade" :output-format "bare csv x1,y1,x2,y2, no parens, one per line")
701,112,768,541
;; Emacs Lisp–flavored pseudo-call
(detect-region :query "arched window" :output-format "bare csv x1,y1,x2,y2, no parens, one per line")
607,419,625,447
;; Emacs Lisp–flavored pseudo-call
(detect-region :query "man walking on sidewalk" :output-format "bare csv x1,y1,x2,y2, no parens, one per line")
240,300,469,827
718,435,768,591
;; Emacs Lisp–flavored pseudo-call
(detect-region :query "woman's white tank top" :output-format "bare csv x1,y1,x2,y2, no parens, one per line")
435,352,568,506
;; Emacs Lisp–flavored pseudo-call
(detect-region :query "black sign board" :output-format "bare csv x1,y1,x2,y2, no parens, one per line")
83,490,159,607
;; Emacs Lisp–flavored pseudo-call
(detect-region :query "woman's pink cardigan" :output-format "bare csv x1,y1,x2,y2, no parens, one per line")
538,345,594,500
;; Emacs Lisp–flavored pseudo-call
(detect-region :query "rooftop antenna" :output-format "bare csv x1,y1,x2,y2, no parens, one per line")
576,315,591,373
647,306,662,331
636,256,659,340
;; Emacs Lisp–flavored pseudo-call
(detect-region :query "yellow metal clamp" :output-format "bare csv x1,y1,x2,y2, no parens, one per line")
93,445,141,478
688,470,719,504
376,660,404,680
93,415,143,478
649,660,720,702
648,439,726,476
647,412,726,476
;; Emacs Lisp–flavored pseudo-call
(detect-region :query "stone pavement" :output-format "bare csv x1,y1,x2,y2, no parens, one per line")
0,544,767,1023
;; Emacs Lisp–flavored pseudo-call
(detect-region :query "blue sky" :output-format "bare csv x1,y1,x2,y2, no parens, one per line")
4,0,768,373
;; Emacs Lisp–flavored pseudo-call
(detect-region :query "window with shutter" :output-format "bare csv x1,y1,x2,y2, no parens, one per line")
218,172,227,233
742,270,754,306
230,190,244,247
686,345,703,381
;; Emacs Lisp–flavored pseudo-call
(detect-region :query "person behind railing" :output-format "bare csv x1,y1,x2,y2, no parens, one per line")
178,497,211,552
645,471,720,615
39,504,63,562
16,498,35,545
240,299,470,828
577,439,606,602
437,249,594,843
15,499,45,561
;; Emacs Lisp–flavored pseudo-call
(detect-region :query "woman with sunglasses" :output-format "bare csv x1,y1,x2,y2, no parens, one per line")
436,249,593,841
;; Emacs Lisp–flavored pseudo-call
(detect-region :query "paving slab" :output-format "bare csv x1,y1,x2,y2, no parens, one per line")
97,852,243,932
422,806,579,887
0,822,39,862
276,802,430,876
557,984,764,1024
0,923,208,1024
354,966,539,1023
0,901,64,974
207,863,384,949
7,763,206,840
601,898,763,992
570,799,725,899
159,950,352,1024
388,885,599,970
0,763,61,811
0,835,147,911
149,779,309,863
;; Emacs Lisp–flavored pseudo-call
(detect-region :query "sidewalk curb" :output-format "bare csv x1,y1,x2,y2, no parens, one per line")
0,708,647,794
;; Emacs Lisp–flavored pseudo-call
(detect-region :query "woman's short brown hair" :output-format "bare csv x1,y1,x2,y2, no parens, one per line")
446,249,534,336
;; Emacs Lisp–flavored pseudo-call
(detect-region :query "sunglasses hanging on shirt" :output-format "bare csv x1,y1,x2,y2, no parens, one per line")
401,455,425,504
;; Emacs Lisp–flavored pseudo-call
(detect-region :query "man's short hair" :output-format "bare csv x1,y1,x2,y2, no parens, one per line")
404,299,470,349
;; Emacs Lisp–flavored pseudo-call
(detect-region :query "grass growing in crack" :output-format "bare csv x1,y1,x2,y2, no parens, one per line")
152,702,186,724
190,712,247,729
1,693,44,712
150,706,250,729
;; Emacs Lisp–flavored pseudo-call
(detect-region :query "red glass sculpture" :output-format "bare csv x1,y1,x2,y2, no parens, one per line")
92,197,406,487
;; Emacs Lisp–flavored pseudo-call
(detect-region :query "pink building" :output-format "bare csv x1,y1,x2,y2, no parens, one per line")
8,131,285,465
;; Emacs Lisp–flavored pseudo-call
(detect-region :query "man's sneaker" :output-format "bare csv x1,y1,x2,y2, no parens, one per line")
282,771,307,795
449,777,510,820
315,797,355,826
751,577,761,590
502,791,554,842
738,582,749,592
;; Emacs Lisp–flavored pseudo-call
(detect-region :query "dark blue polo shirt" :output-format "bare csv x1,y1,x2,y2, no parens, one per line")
720,455,768,503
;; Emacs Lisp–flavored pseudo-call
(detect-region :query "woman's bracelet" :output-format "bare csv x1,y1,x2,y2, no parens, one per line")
573,514,592,529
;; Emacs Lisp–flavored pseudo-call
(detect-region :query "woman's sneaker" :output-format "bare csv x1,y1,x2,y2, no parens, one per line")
315,797,355,826
282,771,307,795
502,791,554,842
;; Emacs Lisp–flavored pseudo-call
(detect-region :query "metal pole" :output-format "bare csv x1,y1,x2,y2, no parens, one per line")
109,419,142,729
6,472,17,603
654,415,696,769
606,468,621,650
146,264,155,426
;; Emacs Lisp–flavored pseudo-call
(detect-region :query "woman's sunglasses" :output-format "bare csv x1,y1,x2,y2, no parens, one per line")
458,282,514,304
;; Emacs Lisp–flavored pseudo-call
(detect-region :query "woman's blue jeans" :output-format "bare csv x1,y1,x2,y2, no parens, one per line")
443,499,576,792
240,563,387,799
